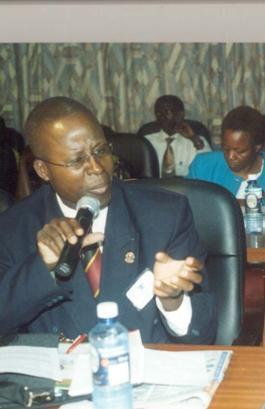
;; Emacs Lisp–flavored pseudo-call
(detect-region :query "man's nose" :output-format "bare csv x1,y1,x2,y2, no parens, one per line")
165,110,174,120
84,155,103,174
228,150,237,160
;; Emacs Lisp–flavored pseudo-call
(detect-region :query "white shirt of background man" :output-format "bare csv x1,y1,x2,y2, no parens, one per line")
145,129,211,177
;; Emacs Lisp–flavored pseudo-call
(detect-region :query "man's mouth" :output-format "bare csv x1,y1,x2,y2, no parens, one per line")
89,183,109,195
228,161,240,169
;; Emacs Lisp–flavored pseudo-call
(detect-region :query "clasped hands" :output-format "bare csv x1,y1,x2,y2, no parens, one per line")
154,252,203,311
37,218,203,310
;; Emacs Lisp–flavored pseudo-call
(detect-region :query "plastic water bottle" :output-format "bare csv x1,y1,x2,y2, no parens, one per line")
89,302,133,409
244,175,263,246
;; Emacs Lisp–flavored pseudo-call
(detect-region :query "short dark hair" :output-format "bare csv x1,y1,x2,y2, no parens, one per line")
154,95,184,113
24,96,97,157
221,105,265,146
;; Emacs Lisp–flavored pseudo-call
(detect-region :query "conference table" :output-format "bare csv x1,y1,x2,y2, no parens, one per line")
248,247,265,265
148,344,265,409
246,247,265,307
245,246,265,343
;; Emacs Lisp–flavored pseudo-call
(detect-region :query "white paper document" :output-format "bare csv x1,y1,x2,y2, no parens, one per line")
133,349,233,409
133,384,213,409
143,348,208,386
0,345,61,380
58,342,92,396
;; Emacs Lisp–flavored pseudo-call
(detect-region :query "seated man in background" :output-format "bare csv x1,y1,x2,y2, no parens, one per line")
0,116,24,197
136,94,211,177
0,96,216,344
187,105,265,199
0,116,25,159
0,125,18,197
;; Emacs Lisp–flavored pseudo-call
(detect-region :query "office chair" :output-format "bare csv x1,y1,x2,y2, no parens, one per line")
0,189,14,213
134,177,246,345
106,133,160,179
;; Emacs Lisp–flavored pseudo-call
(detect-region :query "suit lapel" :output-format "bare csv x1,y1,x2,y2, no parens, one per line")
99,181,140,301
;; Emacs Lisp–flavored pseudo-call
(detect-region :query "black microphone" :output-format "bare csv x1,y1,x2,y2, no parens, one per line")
53,196,100,281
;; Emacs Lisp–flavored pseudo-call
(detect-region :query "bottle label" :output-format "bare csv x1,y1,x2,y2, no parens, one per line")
91,345,130,387
246,193,259,210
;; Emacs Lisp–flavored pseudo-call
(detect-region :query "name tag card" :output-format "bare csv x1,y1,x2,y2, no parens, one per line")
126,269,154,310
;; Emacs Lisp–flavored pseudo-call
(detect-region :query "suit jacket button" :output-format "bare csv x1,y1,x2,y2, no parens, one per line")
124,251,135,263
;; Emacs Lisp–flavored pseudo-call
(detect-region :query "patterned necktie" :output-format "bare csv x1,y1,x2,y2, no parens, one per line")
162,137,176,177
81,243,102,298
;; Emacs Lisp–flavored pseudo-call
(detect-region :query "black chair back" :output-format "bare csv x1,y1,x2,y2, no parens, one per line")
0,189,14,213
136,177,246,345
106,133,159,178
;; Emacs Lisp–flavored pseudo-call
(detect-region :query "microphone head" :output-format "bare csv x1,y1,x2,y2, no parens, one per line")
76,195,100,217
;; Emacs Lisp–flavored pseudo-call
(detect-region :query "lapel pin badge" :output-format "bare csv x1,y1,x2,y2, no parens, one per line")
124,251,135,264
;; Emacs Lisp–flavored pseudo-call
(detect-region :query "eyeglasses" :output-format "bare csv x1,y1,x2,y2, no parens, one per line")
36,142,113,170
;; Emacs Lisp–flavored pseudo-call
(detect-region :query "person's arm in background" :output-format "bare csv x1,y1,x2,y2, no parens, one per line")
196,137,211,152
177,121,212,151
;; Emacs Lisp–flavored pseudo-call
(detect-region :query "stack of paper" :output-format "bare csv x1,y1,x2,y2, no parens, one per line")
0,331,232,409
0,345,61,380
59,347,232,409
132,348,232,409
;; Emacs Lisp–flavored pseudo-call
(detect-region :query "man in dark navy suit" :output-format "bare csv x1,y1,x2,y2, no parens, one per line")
0,97,216,344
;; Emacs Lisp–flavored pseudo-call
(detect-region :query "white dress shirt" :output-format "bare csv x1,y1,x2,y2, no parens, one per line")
56,194,192,336
145,130,211,177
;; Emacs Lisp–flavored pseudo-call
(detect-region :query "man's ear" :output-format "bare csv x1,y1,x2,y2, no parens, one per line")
33,159,50,182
